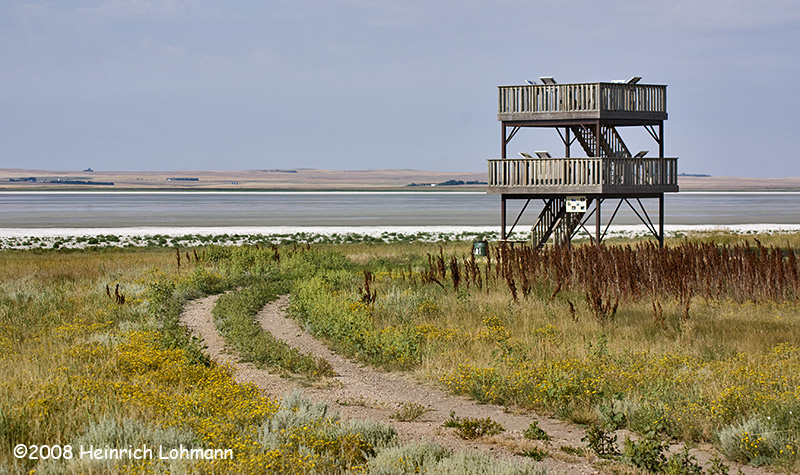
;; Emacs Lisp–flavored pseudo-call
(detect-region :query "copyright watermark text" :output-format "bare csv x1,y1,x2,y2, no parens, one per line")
13,444,233,461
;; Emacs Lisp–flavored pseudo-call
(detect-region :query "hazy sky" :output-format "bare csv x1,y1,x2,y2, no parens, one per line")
2,0,799,177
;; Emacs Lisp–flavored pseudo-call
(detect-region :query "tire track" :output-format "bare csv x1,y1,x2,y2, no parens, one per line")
180,294,763,475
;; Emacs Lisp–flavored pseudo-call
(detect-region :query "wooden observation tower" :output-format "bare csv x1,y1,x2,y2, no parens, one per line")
487,77,678,247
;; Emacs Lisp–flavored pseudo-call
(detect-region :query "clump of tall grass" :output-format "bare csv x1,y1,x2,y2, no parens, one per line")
145,268,222,367
367,440,548,475
367,441,450,474
31,417,200,474
717,416,795,466
255,391,397,472
431,450,547,475
74,416,198,449
259,391,397,453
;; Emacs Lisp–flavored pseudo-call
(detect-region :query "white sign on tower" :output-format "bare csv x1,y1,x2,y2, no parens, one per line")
566,196,587,213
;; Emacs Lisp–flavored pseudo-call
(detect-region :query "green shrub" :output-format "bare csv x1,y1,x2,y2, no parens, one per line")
705,455,732,475
523,420,551,441
517,447,548,461
622,434,667,472
177,266,225,296
664,447,704,475
443,412,505,440
598,398,634,430
559,445,584,456
391,402,432,422
582,424,620,458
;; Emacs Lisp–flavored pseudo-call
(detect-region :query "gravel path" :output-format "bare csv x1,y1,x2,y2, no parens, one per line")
180,294,764,475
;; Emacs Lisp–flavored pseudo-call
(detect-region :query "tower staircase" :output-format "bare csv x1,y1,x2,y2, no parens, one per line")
529,122,629,248
571,124,631,158
530,197,594,249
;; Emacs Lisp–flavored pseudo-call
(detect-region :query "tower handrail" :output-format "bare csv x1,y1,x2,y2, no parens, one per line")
487,157,678,188
498,83,667,115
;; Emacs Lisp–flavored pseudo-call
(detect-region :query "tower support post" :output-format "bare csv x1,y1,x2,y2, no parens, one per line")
595,199,601,246
501,124,507,159
501,195,507,240
659,193,665,248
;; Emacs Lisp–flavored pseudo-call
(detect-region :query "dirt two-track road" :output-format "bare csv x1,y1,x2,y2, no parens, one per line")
180,294,765,475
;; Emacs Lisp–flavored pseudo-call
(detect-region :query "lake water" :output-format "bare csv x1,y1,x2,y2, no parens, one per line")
0,191,799,234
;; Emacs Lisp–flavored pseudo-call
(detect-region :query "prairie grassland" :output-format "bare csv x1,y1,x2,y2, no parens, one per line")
0,247,366,473
0,245,548,474
2,233,799,473
289,233,800,471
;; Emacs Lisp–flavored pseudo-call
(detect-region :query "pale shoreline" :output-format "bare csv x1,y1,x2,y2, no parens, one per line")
3,223,800,238
2,224,800,250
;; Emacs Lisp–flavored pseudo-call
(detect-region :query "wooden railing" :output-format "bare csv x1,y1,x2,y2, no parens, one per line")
488,157,678,189
498,83,666,116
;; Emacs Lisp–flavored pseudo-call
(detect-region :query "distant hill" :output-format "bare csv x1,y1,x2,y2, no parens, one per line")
1,168,798,192
0,168,486,191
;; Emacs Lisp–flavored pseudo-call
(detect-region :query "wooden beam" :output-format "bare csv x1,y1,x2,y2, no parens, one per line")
595,199,601,246
501,123,507,159
659,193,664,248
501,195,507,240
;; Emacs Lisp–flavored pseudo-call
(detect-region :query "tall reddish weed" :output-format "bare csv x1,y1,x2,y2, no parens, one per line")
423,241,800,306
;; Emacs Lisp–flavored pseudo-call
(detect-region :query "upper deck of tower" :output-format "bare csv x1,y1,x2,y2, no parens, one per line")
498,81,667,123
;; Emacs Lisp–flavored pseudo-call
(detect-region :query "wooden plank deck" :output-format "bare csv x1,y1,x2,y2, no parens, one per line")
498,83,667,122
487,157,678,195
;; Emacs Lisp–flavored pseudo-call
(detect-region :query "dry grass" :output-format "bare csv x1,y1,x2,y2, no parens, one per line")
0,250,172,471
2,244,560,474
4,233,800,472
287,233,800,469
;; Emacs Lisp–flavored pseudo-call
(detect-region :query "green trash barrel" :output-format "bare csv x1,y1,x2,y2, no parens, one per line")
472,240,488,257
